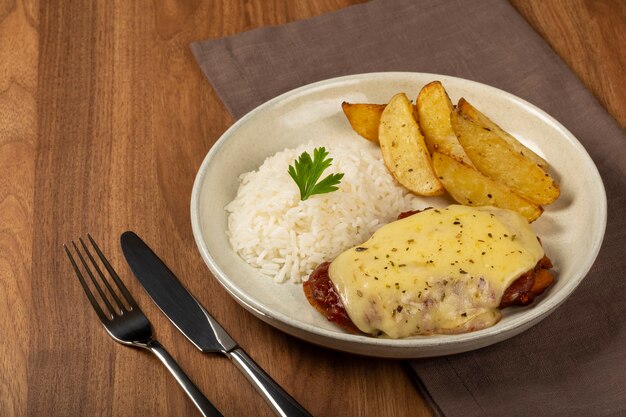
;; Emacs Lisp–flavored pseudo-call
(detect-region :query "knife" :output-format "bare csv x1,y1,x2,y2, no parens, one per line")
120,231,313,417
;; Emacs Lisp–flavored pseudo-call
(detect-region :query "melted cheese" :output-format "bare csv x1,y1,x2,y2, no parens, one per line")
328,205,544,338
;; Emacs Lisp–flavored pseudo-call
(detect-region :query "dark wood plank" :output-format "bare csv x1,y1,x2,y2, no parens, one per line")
0,0,38,415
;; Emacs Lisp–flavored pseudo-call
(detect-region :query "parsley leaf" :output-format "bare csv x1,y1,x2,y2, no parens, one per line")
288,147,344,201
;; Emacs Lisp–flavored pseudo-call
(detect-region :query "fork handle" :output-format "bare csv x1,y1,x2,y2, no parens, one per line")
147,340,223,417
229,347,313,417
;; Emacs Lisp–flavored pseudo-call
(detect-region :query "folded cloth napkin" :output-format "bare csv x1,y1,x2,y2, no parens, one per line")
191,1,626,416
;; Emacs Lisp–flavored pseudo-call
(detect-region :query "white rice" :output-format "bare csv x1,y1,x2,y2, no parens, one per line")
225,137,423,283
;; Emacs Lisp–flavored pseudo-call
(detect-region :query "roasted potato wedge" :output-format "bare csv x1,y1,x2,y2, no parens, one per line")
457,98,548,170
432,152,543,222
452,107,560,205
341,102,386,143
417,81,474,166
378,93,444,196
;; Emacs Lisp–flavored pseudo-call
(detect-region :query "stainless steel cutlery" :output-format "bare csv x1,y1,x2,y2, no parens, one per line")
64,235,223,417
120,231,313,417
65,232,313,417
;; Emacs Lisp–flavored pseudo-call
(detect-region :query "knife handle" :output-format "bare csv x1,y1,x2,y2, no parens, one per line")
147,340,224,417
229,347,313,417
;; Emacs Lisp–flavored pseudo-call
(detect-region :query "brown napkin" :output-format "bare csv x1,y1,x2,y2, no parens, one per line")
191,0,626,416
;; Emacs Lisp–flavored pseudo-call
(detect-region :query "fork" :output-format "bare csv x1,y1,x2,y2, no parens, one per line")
64,234,223,417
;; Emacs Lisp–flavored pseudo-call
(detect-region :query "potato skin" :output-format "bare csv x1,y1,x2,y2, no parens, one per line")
432,152,543,222
456,98,549,170
452,104,560,206
341,85,559,209
417,81,474,166
341,102,386,143
378,93,444,196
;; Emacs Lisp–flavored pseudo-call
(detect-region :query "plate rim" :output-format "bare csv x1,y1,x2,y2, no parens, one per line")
190,71,607,357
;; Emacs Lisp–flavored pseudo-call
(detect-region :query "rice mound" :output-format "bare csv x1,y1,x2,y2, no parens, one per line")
225,138,423,283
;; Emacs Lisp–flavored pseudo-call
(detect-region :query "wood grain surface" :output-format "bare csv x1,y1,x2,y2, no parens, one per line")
0,1,623,416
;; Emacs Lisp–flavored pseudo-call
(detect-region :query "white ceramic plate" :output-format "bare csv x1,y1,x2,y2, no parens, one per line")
191,72,606,358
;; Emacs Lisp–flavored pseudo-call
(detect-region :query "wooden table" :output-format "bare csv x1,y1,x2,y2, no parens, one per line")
2,1,624,416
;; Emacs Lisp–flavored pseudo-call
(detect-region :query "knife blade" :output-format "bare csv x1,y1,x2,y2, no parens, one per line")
120,231,313,417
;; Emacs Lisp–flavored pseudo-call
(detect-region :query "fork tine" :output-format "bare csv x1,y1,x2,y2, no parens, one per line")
78,237,126,312
71,240,118,316
87,234,137,309
64,244,112,323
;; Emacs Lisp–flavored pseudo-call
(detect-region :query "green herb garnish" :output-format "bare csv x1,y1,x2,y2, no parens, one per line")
288,147,344,201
